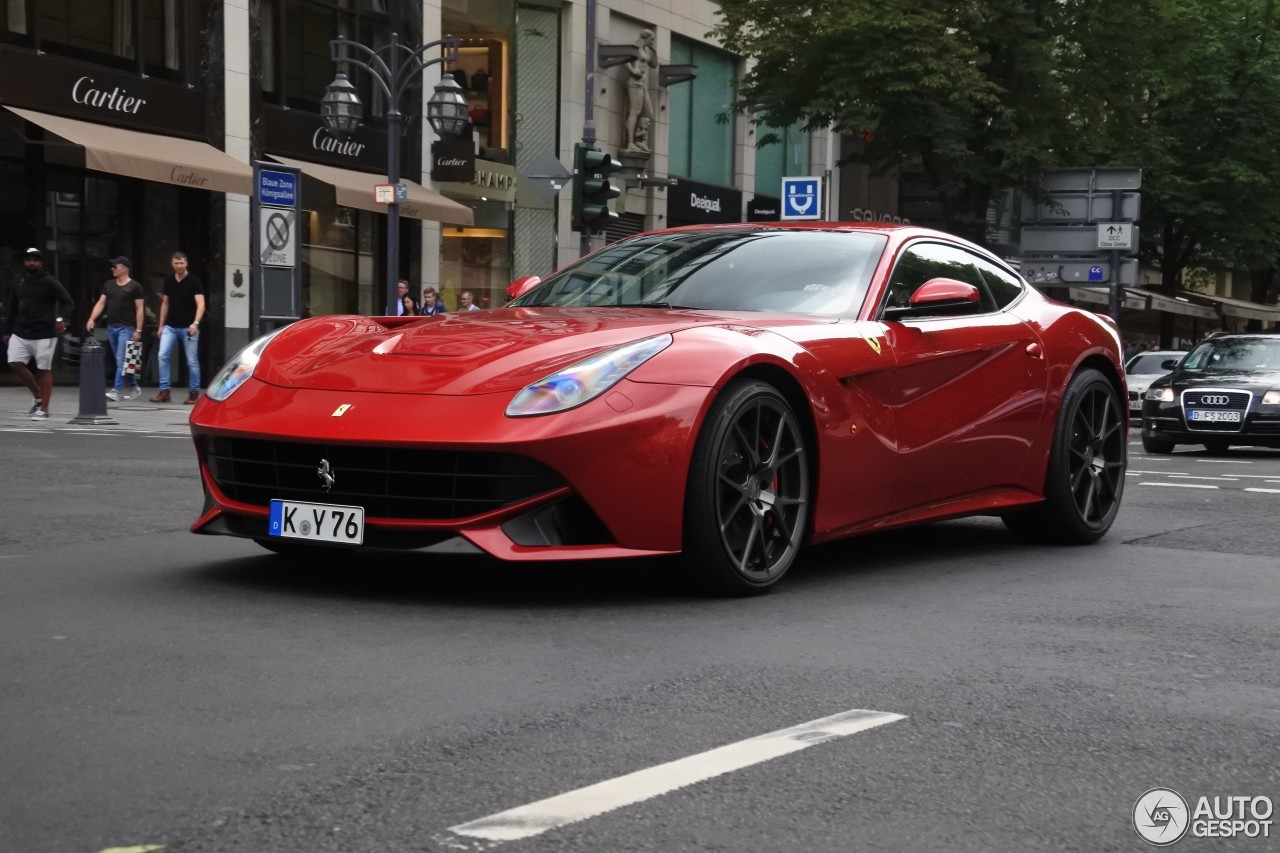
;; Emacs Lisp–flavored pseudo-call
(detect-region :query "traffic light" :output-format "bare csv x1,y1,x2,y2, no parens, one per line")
571,143,622,233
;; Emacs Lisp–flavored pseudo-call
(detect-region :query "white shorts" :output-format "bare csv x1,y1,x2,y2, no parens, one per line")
7,335,58,370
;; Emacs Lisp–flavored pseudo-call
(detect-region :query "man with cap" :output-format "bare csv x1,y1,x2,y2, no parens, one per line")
3,248,74,419
151,251,205,404
86,256,144,401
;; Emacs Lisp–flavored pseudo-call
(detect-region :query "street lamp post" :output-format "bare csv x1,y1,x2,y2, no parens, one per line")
321,32,469,315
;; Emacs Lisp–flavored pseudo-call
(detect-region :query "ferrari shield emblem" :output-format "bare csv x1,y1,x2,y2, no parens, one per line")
864,335,882,355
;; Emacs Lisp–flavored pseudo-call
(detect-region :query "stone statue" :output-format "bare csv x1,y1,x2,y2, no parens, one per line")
623,30,658,154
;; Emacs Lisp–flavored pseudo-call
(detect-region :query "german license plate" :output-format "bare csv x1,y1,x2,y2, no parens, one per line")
269,500,364,545
1189,409,1240,423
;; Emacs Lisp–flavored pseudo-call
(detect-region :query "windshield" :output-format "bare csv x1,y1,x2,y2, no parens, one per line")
512,230,887,315
1182,338,1280,372
1127,352,1179,375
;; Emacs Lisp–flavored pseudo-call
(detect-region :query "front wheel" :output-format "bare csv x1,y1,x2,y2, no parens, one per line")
684,380,810,596
1004,368,1126,544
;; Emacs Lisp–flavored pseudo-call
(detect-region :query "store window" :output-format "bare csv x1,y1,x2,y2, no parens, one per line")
299,197,378,317
754,121,809,197
263,0,394,118
668,37,735,186
3,0,189,80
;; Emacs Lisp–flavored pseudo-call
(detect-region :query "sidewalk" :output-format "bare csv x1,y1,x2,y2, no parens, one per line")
0,383,195,434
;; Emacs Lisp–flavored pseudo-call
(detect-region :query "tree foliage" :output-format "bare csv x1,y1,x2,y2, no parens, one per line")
714,0,1280,293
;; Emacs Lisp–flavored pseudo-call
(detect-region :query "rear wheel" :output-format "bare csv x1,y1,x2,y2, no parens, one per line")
1203,439,1230,454
1004,368,1126,543
684,380,810,596
1141,435,1175,454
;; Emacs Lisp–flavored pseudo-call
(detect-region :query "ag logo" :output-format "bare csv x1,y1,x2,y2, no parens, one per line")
1133,788,1190,846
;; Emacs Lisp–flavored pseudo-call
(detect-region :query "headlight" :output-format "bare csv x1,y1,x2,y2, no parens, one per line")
506,334,672,417
1145,387,1174,402
1264,390,1280,405
205,327,287,402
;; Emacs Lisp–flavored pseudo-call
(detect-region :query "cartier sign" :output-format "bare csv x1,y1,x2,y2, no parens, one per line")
431,138,476,183
0,46,204,133
263,105,387,171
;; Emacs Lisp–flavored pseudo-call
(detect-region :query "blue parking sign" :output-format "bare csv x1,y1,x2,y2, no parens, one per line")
781,177,822,220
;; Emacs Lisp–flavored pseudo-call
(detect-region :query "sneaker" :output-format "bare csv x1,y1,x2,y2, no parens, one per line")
124,385,142,400
105,389,121,402
30,409,48,420
149,390,171,403
29,399,41,415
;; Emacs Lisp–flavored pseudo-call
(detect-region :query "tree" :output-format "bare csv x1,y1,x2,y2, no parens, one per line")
714,0,1078,242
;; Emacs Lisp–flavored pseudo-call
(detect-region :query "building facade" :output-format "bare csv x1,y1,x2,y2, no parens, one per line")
1,0,843,376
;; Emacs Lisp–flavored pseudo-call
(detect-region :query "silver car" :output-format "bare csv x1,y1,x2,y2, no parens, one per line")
1125,350,1185,414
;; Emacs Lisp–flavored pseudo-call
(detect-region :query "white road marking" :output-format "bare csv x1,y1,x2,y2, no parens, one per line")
1140,482,1219,489
1197,458,1255,464
1128,470,1189,475
1244,488,1280,494
1169,475,1238,481
444,708,905,845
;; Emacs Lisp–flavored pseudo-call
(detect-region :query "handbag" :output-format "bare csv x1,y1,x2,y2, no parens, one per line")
123,339,143,376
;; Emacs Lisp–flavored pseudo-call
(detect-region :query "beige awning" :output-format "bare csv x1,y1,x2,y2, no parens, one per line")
1177,290,1280,322
6,106,252,195
269,155,473,226
1141,290,1217,320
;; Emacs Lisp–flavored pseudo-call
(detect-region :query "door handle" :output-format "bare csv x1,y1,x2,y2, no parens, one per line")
1026,342,1044,359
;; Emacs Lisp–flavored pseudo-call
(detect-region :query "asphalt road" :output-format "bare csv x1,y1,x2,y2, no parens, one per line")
1,412,1278,853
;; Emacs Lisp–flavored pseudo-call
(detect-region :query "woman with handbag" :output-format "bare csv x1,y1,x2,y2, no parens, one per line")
85,256,144,401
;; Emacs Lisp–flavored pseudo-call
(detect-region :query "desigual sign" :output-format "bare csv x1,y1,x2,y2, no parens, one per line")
668,177,741,224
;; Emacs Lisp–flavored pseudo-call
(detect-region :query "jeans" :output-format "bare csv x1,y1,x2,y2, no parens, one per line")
157,325,200,392
107,324,139,391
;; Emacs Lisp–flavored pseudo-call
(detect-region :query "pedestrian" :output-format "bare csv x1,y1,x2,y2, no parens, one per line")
86,257,144,401
3,248,73,420
421,287,447,317
401,294,418,316
459,290,481,311
150,251,205,404
395,279,418,315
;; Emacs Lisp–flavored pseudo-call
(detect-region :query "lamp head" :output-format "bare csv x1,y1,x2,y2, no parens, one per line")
427,72,470,139
321,72,363,137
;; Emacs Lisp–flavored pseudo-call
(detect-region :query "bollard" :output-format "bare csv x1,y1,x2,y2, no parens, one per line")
69,333,118,425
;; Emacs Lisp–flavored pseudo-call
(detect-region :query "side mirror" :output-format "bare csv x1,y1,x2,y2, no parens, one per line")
1161,358,1180,371
506,275,541,302
884,277,982,319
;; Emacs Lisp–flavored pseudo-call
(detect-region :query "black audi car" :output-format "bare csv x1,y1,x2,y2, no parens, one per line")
1141,332,1280,453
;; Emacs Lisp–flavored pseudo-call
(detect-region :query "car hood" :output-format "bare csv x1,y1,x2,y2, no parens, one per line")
1127,372,1171,392
1156,368,1280,390
252,307,833,395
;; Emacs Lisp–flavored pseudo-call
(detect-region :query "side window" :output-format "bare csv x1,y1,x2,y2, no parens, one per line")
971,256,1026,309
882,242,991,314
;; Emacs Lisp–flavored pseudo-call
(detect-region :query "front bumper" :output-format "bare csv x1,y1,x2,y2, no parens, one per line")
1140,396,1280,447
189,377,713,559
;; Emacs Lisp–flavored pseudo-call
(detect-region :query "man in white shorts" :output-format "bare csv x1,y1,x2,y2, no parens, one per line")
3,248,74,419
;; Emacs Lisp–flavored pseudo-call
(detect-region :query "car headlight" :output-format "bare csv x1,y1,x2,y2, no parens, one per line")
205,327,287,402
1145,387,1174,402
506,334,673,417
1264,390,1280,405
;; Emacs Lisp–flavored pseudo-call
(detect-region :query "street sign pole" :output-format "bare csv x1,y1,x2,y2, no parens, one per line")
1107,188,1124,322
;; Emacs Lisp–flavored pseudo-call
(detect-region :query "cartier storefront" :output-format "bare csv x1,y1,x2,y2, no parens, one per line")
0,6,247,385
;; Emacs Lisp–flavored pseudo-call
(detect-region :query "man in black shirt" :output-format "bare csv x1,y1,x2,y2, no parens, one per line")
151,251,205,404
86,256,145,401
3,248,73,419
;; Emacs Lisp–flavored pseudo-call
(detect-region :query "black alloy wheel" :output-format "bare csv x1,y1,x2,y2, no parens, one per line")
1004,368,1126,543
684,380,810,595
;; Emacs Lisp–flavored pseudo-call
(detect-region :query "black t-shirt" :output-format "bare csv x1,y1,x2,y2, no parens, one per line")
101,278,144,325
162,273,205,328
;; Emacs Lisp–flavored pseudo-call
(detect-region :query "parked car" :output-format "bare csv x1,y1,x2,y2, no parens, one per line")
1125,350,1186,414
188,223,1128,595
1141,332,1280,453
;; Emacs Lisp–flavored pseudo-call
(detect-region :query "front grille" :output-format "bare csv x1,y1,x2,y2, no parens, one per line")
204,437,565,519
1180,389,1252,433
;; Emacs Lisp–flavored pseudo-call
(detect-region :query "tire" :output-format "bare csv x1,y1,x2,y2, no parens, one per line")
1203,440,1230,454
1003,368,1126,544
1141,435,1175,454
684,379,810,596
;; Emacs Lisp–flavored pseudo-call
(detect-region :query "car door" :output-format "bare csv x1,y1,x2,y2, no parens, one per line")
878,241,1048,511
